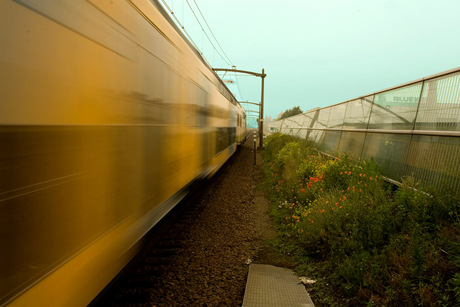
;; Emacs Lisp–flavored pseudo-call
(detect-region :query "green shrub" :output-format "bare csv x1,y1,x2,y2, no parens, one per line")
262,133,460,306
264,132,297,162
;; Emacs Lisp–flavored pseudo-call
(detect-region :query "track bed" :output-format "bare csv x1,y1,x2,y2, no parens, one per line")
93,137,258,306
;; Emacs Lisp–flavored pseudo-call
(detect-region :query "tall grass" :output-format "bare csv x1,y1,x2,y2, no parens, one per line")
263,133,460,306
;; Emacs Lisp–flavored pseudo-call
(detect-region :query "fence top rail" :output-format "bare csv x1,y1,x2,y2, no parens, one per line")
271,67,460,123
275,127,460,137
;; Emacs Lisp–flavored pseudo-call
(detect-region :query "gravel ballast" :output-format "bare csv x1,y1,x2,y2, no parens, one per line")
97,136,272,306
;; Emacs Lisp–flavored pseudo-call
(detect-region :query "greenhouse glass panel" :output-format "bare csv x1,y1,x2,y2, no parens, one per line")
415,72,460,131
337,131,366,159
327,103,346,129
361,133,411,180
343,96,373,129
369,83,422,130
405,135,460,191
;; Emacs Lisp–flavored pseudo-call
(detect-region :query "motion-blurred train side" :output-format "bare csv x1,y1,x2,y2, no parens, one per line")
0,0,246,305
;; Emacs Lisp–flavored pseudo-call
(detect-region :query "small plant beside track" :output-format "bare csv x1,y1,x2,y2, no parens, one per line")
263,133,460,306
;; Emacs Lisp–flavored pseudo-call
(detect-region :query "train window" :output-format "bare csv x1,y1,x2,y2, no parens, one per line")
215,127,236,154
216,127,226,153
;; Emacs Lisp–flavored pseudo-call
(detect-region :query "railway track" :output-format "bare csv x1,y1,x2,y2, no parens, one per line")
91,137,257,306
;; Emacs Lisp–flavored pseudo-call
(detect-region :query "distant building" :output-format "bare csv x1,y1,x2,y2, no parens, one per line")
264,115,272,124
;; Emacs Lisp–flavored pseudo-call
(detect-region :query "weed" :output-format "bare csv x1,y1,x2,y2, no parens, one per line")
262,134,460,306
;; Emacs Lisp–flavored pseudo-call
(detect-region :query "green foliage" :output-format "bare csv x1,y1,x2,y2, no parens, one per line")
262,133,460,306
278,106,303,120
263,132,297,162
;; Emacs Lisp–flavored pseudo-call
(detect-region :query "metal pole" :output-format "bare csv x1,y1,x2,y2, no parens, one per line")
253,131,257,165
259,68,265,148
213,67,266,148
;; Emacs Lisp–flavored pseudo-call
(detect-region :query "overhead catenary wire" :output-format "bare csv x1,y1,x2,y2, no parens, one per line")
160,0,201,57
184,0,232,66
160,0,232,67
161,0,250,125
191,0,233,65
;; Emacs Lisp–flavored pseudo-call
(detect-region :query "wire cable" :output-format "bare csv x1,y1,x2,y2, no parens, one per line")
192,0,233,65
160,0,232,67
184,0,231,66
160,0,201,56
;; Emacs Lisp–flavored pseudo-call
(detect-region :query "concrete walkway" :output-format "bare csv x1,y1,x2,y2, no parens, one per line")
242,264,315,307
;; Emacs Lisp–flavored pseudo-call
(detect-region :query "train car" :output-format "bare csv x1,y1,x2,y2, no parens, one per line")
0,0,246,305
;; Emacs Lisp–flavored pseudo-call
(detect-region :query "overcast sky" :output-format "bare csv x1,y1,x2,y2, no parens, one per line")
162,0,460,120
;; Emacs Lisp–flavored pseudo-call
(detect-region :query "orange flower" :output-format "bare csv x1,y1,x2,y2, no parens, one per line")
339,206,342,208
326,201,329,204
340,172,343,175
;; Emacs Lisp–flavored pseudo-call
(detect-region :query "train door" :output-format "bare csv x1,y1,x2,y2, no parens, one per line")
229,106,236,153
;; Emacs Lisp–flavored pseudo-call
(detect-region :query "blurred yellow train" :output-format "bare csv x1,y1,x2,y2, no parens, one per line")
0,0,246,305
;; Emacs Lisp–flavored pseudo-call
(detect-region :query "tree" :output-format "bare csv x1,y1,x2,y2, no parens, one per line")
279,106,303,119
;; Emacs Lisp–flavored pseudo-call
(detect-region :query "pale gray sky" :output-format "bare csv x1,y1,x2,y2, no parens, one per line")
162,0,460,120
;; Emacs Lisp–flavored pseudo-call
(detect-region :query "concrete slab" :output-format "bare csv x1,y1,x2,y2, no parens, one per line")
242,264,315,307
